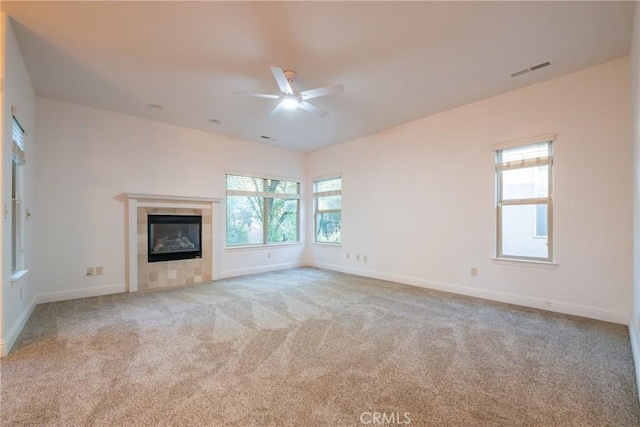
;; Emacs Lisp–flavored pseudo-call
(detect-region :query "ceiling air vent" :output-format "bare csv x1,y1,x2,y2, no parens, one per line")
510,68,530,78
511,61,551,78
529,61,551,71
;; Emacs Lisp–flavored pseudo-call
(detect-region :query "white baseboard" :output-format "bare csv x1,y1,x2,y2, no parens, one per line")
309,262,628,324
0,298,37,357
36,283,127,304
630,319,640,401
1,283,127,357
219,262,306,279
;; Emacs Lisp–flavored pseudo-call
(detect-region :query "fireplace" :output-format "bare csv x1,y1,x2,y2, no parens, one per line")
148,215,202,262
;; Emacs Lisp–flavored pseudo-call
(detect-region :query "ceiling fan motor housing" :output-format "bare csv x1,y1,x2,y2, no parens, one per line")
283,70,297,83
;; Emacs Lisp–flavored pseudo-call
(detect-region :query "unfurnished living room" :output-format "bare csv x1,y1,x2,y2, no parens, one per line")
1,1,640,426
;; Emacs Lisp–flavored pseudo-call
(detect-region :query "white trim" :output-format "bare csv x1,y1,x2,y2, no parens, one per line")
491,133,556,151
544,299,628,324
0,297,36,357
311,242,342,248
124,193,221,203
225,170,302,184
308,262,627,324
35,284,126,304
212,202,221,280
128,198,138,292
139,202,213,209
630,319,640,401
10,268,29,282
219,261,305,279
225,242,302,252
312,173,342,182
492,258,558,269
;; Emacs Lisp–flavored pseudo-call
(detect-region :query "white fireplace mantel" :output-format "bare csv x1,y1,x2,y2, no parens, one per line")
125,193,222,292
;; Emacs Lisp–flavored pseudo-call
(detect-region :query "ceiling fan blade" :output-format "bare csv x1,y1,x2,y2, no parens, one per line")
232,91,280,100
298,101,328,118
270,66,293,94
269,102,285,118
300,84,344,100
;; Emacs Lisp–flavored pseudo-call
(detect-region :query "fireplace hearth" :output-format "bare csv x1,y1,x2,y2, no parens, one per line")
148,215,202,262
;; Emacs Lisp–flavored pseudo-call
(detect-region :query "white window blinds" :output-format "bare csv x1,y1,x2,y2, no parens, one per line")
313,177,341,197
226,175,300,198
12,117,25,165
496,142,552,171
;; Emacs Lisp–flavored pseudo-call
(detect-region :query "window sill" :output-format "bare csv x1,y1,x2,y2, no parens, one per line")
492,258,558,269
311,242,342,248
225,242,302,252
10,269,29,283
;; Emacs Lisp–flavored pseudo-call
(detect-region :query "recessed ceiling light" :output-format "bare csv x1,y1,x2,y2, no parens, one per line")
208,119,221,124
147,104,164,111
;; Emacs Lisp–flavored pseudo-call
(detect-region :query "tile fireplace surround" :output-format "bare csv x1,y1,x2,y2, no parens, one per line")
125,194,221,292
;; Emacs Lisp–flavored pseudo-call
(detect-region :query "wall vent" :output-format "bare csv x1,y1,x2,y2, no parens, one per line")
511,61,551,78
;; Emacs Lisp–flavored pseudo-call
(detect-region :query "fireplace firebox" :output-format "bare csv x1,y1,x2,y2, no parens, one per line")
148,215,202,262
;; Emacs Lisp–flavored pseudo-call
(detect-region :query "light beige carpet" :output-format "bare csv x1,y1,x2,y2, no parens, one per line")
1,267,638,426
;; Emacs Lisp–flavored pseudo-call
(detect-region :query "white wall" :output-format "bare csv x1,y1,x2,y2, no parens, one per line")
6,22,635,364
629,0,640,399
1,16,38,355
35,98,306,297
307,58,632,324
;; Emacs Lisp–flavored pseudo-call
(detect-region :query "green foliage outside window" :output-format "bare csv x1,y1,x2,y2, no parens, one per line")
226,175,299,246
314,177,342,244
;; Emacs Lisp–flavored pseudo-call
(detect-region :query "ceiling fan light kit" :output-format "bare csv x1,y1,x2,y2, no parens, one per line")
234,66,344,118
281,94,300,109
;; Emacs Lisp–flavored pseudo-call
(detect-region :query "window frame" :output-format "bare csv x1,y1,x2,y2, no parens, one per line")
313,175,342,245
533,204,548,239
11,115,26,273
225,173,301,248
494,136,554,263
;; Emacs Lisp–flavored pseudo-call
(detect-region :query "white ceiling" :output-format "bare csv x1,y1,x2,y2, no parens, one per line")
2,1,635,152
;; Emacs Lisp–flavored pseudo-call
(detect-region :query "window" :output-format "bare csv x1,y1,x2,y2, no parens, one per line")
314,176,342,244
226,174,300,246
12,116,26,272
534,204,548,238
495,139,553,261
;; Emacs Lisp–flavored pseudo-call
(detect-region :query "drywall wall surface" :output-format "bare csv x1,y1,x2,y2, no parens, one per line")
628,0,640,398
308,58,632,323
1,16,37,354
35,97,306,295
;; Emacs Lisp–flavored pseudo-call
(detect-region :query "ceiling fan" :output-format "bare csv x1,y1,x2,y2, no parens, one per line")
234,67,344,118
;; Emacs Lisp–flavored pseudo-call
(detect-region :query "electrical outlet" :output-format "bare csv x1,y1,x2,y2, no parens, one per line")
470,267,478,277
356,254,361,262
363,255,368,263
346,252,350,260
267,252,271,259
86,267,95,277
95,266,103,275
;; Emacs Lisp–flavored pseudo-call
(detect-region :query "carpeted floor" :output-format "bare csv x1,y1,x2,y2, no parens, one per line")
1,267,638,426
